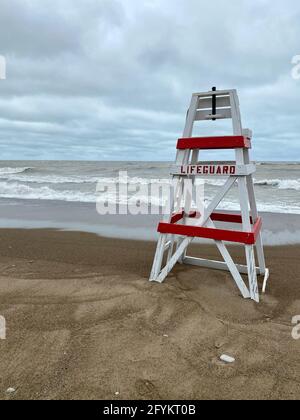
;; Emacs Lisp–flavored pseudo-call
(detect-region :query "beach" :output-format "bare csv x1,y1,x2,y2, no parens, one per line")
0,160,299,400
0,228,299,400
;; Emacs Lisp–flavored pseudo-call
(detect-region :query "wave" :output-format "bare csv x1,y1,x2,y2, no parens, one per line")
2,173,101,184
200,178,300,191
254,179,300,191
0,181,96,203
0,180,299,214
0,181,166,206
217,200,300,215
196,178,300,191
0,173,172,185
0,167,32,175
1,165,299,192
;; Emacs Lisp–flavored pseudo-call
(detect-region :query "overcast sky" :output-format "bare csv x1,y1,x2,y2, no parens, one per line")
0,0,299,161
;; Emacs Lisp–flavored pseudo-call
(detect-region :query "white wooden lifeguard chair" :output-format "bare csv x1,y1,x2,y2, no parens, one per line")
150,88,269,303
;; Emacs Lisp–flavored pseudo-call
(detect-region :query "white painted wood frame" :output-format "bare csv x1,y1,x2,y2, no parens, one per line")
149,89,269,303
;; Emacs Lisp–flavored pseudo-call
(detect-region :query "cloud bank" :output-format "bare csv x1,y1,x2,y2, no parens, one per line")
0,0,299,161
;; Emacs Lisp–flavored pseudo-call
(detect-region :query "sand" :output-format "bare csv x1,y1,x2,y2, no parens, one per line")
0,228,299,400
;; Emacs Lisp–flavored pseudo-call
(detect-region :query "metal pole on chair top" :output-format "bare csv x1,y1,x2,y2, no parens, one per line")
212,86,217,121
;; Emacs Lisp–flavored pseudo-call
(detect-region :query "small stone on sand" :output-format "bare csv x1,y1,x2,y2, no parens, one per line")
220,354,235,364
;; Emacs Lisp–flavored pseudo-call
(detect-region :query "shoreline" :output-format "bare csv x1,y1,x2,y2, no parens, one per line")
0,198,299,245
0,228,299,400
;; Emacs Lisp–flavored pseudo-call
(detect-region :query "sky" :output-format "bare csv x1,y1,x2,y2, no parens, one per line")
0,0,299,161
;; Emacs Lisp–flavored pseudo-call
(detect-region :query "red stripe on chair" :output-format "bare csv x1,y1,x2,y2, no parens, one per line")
170,211,185,224
157,217,262,245
177,136,251,150
211,212,254,225
171,211,253,225
170,210,200,224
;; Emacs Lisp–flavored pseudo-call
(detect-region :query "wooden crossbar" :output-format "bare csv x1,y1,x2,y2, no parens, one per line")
170,211,253,225
158,217,262,245
177,136,251,150
183,256,261,275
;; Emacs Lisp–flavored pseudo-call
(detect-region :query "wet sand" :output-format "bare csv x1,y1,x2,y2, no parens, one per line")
0,199,300,245
0,229,299,400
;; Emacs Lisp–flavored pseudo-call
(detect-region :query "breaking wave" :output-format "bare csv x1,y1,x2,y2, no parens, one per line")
254,179,300,191
0,181,166,206
0,162,299,213
0,172,171,185
0,167,32,176
0,165,299,192
0,180,299,214
0,181,96,203
216,200,300,215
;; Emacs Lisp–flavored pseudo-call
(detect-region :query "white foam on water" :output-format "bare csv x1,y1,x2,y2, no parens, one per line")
0,181,96,203
2,173,100,184
0,180,169,206
0,173,172,185
254,178,300,191
0,179,299,214
201,178,300,191
0,167,32,175
0,162,299,214
1,166,299,192
216,199,300,215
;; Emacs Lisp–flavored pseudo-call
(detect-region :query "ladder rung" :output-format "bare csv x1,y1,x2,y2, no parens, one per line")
177,136,251,150
195,110,232,121
170,211,254,225
197,95,231,110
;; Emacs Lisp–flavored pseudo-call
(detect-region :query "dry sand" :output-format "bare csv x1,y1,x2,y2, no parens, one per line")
0,228,299,400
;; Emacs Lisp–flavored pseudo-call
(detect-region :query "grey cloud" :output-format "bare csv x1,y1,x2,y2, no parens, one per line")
0,0,299,161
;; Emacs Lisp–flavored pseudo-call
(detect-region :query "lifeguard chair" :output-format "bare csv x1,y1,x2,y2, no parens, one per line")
149,88,269,303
